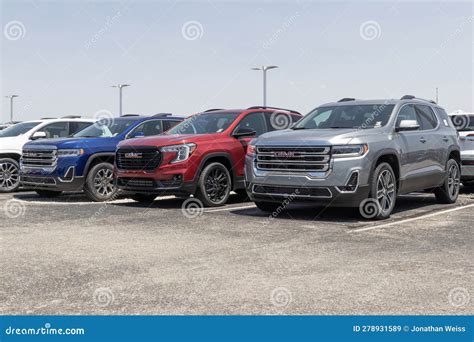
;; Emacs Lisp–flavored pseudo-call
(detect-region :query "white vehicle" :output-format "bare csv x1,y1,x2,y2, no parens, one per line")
0,121,21,131
449,111,474,186
0,117,94,192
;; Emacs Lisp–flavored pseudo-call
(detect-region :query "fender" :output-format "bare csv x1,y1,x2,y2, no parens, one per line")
192,152,240,189
83,152,115,175
367,148,402,192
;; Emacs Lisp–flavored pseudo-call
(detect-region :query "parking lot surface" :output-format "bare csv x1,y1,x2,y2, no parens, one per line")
0,190,473,315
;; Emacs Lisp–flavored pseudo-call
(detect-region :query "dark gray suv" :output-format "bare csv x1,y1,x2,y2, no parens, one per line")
245,96,461,219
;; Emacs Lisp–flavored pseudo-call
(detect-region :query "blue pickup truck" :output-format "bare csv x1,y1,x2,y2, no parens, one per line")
20,114,184,201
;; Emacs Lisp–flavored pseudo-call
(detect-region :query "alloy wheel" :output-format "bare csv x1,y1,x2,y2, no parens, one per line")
93,168,115,197
204,167,230,203
0,161,20,191
447,163,460,199
376,169,396,214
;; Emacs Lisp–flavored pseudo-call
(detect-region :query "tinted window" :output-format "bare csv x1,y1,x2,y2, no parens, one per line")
0,121,40,137
69,122,92,135
40,122,69,138
168,112,240,135
74,119,137,138
294,104,394,130
235,112,267,136
133,120,163,136
396,104,418,127
415,105,438,130
163,120,181,131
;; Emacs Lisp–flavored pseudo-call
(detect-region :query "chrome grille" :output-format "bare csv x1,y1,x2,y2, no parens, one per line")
255,146,331,172
116,147,162,171
22,148,57,168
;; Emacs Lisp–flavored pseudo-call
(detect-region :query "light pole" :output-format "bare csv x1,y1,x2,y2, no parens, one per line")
4,95,19,122
111,84,130,116
251,65,278,106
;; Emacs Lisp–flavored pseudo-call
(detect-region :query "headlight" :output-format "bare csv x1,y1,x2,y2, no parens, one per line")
160,143,197,163
332,144,368,158
246,144,256,157
57,149,84,157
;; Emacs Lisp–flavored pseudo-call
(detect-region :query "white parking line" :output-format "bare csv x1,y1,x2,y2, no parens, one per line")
349,203,474,233
205,204,256,213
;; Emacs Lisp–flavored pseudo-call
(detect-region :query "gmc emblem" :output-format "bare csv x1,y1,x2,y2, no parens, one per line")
273,151,295,158
124,152,142,159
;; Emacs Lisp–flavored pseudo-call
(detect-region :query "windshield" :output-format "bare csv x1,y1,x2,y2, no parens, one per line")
450,115,474,132
294,104,395,130
73,119,137,138
167,112,240,134
0,121,40,138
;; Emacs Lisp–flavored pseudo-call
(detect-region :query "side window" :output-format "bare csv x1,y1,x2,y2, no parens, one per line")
264,112,301,131
396,105,418,127
133,120,163,137
40,122,70,138
163,120,181,131
235,112,266,136
69,121,92,135
415,105,438,130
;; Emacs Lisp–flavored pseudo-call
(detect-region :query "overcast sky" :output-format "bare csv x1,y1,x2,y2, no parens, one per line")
1,0,473,121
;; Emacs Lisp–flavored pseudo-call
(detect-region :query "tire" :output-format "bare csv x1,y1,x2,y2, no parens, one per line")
255,201,281,213
129,194,157,203
364,162,397,220
84,162,118,202
0,158,20,193
35,190,63,198
195,162,232,207
434,158,460,204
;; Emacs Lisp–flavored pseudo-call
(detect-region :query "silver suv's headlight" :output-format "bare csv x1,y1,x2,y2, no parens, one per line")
57,149,84,157
332,144,368,158
160,143,197,163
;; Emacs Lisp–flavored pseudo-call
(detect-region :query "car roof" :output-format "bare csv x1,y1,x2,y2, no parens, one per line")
318,98,441,107
448,111,474,116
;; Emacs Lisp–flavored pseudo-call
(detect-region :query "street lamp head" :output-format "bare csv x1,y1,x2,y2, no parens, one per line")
251,67,262,71
5,95,19,98
265,65,278,70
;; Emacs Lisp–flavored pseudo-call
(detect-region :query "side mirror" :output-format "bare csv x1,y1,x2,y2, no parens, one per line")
233,127,256,138
129,131,145,139
30,131,47,140
396,120,420,132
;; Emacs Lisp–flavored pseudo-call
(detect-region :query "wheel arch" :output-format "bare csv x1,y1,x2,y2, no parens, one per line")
0,153,21,162
83,153,115,176
194,152,237,189
370,149,401,194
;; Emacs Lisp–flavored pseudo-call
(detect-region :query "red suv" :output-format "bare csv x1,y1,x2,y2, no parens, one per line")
115,107,302,206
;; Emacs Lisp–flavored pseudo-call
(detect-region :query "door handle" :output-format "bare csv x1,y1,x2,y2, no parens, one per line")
419,137,427,143
442,136,449,142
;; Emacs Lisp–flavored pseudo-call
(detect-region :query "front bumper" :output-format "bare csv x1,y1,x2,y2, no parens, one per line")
244,154,372,207
116,176,196,196
20,164,84,192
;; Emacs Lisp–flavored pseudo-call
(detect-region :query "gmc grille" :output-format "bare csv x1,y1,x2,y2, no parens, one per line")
116,147,162,171
22,148,57,168
255,146,331,172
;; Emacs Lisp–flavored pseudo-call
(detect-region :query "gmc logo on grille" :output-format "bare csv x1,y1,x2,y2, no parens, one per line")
273,151,295,158
124,152,142,159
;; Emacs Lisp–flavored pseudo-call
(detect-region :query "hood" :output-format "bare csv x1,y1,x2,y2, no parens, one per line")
118,133,219,148
256,128,384,146
24,137,116,149
0,136,23,151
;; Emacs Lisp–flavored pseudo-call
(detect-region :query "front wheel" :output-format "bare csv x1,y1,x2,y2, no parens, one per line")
364,162,397,220
434,159,460,204
84,162,118,202
0,158,20,193
35,190,63,198
195,162,232,207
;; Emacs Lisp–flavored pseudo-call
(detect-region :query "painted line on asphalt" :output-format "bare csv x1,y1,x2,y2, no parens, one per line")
349,203,474,233
10,195,176,206
205,204,256,213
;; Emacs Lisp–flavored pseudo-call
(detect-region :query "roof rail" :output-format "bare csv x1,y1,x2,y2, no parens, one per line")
246,106,301,115
40,117,56,119
204,108,224,112
61,115,81,119
400,95,436,104
121,114,140,117
152,113,173,117
338,98,355,102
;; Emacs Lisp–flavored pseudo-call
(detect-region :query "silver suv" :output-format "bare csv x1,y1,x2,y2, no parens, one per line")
245,96,461,219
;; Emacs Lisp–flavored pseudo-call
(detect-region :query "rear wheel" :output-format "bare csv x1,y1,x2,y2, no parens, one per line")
129,194,157,203
255,201,281,213
195,162,231,207
435,158,460,204
0,158,20,193
35,190,63,198
84,162,117,202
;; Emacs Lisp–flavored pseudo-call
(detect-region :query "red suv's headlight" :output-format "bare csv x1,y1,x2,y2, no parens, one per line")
246,144,256,157
160,143,197,163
